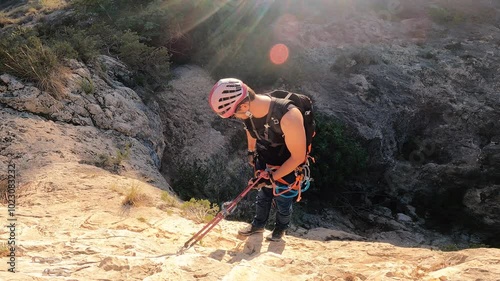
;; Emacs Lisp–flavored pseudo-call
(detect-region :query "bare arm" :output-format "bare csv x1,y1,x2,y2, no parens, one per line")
272,107,306,181
246,129,256,151
245,129,257,167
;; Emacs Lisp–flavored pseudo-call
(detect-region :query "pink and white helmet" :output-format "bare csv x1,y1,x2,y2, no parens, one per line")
208,78,248,118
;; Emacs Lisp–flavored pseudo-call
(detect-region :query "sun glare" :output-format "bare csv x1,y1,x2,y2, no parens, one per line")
269,43,289,65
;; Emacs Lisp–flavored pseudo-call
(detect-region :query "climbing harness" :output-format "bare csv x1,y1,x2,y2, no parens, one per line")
263,155,314,202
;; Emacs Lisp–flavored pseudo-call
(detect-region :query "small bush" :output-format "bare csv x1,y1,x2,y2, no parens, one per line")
71,0,172,88
78,77,95,95
161,191,180,208
468,243,490,249
439,244,460,252
172,154,247,206
113,30,171,86
49,40,78,60
172,161,210,201
181,198,220,223
95,143,131,172
63,29,101,63
115,143,131,163
439,243,490,252
122,184,150,207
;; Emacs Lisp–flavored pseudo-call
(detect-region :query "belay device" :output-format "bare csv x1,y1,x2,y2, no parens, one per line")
180,173,266,252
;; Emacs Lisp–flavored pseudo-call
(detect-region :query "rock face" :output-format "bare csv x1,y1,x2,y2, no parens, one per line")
156,66,227,167
0,56,170,191
0,56,165,169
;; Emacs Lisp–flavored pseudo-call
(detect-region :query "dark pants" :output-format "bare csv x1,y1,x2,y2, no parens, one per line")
252,145,295,230
252,154,296,231
252,187,294,230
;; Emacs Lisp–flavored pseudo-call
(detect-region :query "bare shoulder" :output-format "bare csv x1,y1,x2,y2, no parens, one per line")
281,107,304,127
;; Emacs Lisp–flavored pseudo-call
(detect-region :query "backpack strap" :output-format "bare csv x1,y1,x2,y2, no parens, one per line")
245,111,262,141
283,92,293,100
245,97,288,143
264,98,277,140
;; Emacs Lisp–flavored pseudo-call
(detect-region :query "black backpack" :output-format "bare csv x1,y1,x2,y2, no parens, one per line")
267,90,316,154
244,90,316,158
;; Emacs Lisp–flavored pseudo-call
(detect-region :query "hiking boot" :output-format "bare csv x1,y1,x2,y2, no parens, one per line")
266,228,285,241
238,225,264,236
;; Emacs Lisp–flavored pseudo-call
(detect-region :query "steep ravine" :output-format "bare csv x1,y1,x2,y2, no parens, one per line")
156,3,500,246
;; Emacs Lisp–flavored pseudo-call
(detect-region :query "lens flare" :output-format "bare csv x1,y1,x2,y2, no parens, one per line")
269,43,289,65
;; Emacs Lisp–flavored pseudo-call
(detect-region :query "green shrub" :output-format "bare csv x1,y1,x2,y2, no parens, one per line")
439,244,459,252
439,243,490,252
161,191,180,208
172,161,210,201
78,77,95,95
468,243,490,249
181,198,220,223
60,27,101,63
115,143,131,164
309,113,368,203
28,1,174,93
49,39,79,60
428,5,465,25
114,30,171,85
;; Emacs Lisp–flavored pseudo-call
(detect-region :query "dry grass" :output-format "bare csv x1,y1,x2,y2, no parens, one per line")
0,243,10,256
121,183,152,208
0,0,68,28
0,38,69,98
0,178,7,204
39,0,67,10
39,66,69,98
0,12,17,26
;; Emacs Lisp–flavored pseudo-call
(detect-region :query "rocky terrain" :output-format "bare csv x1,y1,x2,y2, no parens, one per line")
1,57,499,280
1,0,500,280
0,161,499,280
